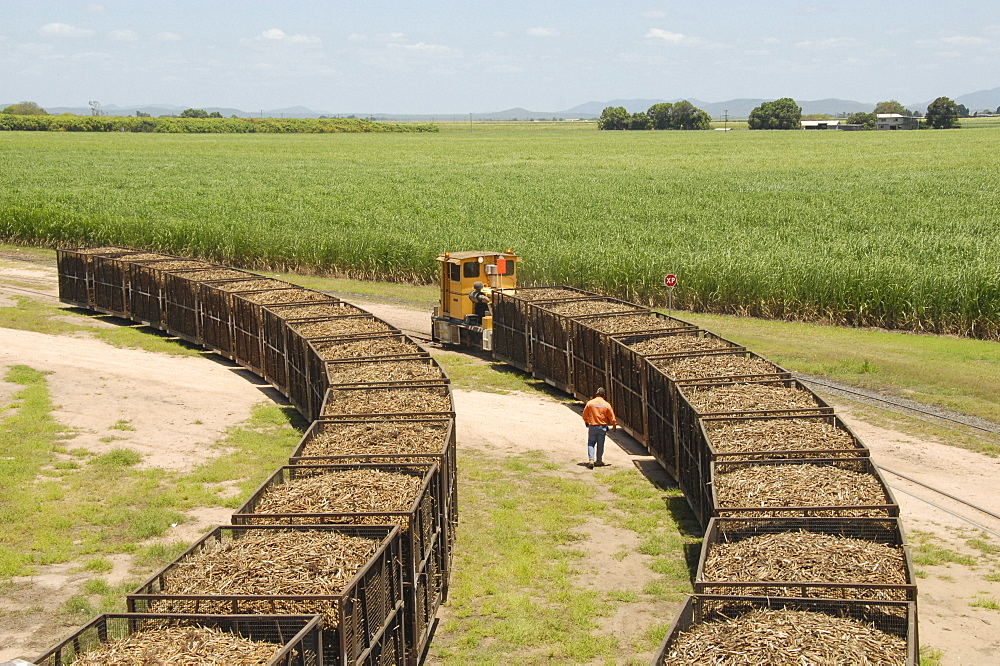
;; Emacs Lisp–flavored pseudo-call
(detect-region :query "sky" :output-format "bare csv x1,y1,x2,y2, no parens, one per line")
2,1,999,114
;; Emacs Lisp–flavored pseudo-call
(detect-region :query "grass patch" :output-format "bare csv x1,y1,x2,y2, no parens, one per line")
967,537,1000,555
909,531,977,567
431,448,692,662
970,596,1000,611
919,646,944,666
108,419,136,432
430,449,618,663
90,447,142,468
81,557,114,573
595,467,701,603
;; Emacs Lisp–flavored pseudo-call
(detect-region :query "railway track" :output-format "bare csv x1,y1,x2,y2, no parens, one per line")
27,246,994,663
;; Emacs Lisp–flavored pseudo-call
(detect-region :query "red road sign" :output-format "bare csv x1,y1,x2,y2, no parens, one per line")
663,274,677,288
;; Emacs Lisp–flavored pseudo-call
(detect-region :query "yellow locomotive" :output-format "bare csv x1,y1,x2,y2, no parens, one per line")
431,250,519,350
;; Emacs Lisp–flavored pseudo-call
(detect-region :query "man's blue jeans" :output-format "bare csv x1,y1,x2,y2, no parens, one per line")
587,424,609,462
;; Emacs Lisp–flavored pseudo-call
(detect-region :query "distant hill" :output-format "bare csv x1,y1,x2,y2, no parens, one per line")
955,87,1000,111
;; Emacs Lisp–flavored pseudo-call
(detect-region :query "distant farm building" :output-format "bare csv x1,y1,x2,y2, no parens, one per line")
876,114,919,130
801,120,840,130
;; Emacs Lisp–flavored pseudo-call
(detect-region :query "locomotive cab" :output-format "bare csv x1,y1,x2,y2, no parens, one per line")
432,250,519,350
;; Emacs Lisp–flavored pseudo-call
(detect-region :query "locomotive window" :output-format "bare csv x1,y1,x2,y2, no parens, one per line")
463,261,481,278
450,263,461,282
504,259,515,275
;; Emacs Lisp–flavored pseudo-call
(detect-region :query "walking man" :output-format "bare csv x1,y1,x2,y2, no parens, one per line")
583,387,617,469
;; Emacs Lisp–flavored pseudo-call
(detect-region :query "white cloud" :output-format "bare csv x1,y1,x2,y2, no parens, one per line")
109,29,139,42
526,27,559,38
348,32,404,42
794,37,860,50
388,42,461,56
40,23,95,38
940,35,989,47
71,51,112,62
156,32,182,42
241,28,321,46
645,29,700,46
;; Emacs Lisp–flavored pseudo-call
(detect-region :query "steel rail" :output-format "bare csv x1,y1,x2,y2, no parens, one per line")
887,484,1000,541
878,465,1000,523
797,375,1000,437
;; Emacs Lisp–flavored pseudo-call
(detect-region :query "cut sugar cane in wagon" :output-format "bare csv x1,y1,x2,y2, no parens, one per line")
290,316,396,339
584,312,686,334
540,299,643,317
714,463,891,515
663,608,907,665
298,421,450,458
628,334,734,356
701,531,909,600
312,335,421,360
143,529,381,621
322,385,452,416
706,417,860,457
251,468,424,519
684,382,821,414
66,626,282,666
326,358,445,385
657,354,781,381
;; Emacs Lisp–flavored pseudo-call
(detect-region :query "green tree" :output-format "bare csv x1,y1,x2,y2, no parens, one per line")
628,112,651,130
646,102,673,130
873,100,907,115
846,111,876,129
670,100,712,130
748,98,802,129
1,101,47,115
208,111,223,118
135,110,150,118
597,106,628,130
956,103,970,118
925,96,959,129
180,108,209,118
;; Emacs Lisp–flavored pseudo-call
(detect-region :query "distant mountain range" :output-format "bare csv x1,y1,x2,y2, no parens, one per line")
9,87,999,121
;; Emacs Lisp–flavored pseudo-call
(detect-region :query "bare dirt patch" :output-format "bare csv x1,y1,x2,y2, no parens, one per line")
0,328,268,470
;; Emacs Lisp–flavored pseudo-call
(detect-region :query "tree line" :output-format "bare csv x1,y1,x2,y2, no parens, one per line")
0,113,437,133
598,101,712,130
598,95,978,130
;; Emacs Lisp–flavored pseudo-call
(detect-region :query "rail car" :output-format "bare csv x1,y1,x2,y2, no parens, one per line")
41,247,918,665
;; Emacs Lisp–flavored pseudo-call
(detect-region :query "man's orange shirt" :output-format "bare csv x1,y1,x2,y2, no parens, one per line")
583,396,617,427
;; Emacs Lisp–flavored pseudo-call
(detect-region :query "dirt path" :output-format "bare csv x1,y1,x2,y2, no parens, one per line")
1,263,998,663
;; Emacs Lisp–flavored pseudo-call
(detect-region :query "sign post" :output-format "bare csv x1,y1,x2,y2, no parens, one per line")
663,274,677,316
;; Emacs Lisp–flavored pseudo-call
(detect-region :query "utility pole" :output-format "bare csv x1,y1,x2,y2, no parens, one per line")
724,109,728,130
